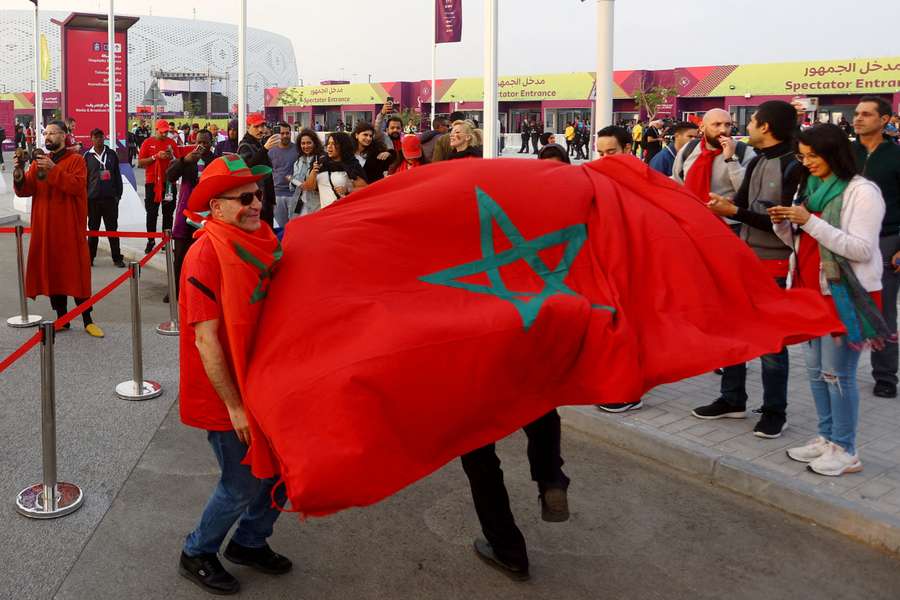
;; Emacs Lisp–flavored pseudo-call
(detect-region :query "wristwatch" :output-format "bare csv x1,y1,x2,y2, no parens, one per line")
723,157,737,163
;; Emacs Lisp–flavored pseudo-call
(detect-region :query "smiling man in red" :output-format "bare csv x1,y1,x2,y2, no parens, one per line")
177,154,289,596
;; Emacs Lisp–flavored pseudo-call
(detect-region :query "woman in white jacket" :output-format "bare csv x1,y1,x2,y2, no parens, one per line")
769,123,889,477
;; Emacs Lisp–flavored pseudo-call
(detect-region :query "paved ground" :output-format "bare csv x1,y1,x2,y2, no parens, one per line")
2,148,900,599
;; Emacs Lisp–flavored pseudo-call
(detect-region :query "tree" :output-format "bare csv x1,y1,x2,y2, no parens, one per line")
632,85,677,120
399,108,420,129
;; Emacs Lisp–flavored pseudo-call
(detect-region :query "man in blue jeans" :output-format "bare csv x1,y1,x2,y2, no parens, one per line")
177,156,291,595
692,101,805,438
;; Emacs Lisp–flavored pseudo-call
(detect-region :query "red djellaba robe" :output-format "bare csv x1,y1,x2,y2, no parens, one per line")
14,150,92,300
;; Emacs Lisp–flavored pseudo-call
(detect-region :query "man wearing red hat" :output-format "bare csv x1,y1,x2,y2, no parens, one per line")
237,113,278,227
177,153,290,595
137,120,180,254
393,135,427,172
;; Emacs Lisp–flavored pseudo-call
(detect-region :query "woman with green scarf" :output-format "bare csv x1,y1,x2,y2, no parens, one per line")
769,123,888,477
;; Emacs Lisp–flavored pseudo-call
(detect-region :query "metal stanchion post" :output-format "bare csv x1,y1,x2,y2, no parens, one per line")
157,231,179,336
116,262,163,400
15,321,84,518
7,225,42,328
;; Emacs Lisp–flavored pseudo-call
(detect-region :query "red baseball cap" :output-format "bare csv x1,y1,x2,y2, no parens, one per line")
401,134,422,159
247,113,266,127
155,120,170,133
187,153,272,213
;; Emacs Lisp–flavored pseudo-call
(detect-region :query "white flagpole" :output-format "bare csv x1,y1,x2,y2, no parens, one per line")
594,0,615,158
108,0,116,149
482,0,498,158
33,0,42,139
431,0,436,128
238,0,247,140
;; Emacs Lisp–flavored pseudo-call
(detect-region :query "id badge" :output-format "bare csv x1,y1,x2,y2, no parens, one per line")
100,169,111,181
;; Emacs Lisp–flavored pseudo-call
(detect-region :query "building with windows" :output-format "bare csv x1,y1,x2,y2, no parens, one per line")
264,56,900,135
0,10,297,124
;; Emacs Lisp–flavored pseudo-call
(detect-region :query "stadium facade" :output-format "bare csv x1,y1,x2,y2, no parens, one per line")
0,10,297,117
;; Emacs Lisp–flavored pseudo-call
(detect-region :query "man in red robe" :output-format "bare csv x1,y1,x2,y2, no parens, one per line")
13,120,102,337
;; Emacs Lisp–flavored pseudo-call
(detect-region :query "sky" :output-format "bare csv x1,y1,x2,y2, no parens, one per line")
17,0,900,86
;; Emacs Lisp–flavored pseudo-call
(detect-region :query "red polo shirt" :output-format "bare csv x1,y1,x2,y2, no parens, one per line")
178,235,235,431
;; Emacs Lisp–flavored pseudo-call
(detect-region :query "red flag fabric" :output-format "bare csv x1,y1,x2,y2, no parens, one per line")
245,155,841,517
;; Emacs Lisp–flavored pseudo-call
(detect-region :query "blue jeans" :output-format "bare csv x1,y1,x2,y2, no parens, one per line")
804,335,862,454
183,430,286,556
720,278,790,416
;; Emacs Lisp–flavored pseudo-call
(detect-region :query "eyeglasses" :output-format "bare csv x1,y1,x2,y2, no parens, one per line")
217,189,262,206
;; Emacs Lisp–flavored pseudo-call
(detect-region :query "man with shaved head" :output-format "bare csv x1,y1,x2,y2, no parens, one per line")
672,108,755,232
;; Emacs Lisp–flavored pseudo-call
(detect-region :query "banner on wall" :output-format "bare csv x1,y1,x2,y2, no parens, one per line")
268,83,390,108
435,0,462,44
678,57,900,97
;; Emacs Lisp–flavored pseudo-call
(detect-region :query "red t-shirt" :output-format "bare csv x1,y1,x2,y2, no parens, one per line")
138,136,179,188
178,235,235,431
795,217,882,335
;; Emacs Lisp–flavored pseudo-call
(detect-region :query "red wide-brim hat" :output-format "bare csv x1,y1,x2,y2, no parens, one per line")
187,153,272,213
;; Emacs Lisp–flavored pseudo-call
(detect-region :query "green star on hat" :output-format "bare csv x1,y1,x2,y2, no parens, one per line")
187,153,272,213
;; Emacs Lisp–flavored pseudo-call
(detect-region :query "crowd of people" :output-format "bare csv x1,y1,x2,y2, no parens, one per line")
593,98,900,482
5,92,899,592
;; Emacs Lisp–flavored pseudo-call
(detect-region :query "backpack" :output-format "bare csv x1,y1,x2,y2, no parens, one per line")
676,138,748,181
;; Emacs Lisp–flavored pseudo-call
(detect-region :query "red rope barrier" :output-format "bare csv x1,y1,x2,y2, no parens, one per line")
0,227,166,238
0,333,40,374
0,235,170,375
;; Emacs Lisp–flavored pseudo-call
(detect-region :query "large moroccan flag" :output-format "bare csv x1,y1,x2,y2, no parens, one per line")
244,155,840,517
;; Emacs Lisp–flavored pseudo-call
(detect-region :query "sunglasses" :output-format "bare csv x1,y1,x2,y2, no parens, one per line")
217,189,263,206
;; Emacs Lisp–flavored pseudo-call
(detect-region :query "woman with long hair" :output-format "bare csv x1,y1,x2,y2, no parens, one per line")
303,132,367,209
352,122,393,184
770,123,888,476
289,128,324,216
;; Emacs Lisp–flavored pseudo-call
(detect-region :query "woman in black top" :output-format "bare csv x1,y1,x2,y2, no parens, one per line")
446,121,483,160
352,122,394,184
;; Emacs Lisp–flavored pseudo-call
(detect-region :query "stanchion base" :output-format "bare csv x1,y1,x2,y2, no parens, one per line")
156,321,180,336
15,482,84,519
115,380,163,401
7,314,42,328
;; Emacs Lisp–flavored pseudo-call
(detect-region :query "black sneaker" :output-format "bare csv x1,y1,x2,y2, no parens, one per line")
596,399,643,413
163,294,170,304
691,398,746,420
472,538,530,582
223,541,292,575
144,240,154,254
753,412,788,438
178,551,240,595
113,259,126,268
540,487,569,523
873,381,897,398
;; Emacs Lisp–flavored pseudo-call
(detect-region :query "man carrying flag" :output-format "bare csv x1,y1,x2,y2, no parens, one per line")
177,154,290,595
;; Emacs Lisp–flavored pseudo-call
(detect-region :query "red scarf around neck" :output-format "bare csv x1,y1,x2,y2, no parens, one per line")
684,140,722,202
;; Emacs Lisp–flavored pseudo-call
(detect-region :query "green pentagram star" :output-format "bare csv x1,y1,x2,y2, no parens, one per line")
420,187,615,330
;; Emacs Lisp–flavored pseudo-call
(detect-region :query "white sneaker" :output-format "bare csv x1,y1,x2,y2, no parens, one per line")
808,443,862,476
786,436,830,463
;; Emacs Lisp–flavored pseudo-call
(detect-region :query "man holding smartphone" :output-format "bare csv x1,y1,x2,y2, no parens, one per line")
237,113,278,227
138,120,180,253
694,101,804,438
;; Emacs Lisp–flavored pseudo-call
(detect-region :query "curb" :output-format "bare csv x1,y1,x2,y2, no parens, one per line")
559,405,900,555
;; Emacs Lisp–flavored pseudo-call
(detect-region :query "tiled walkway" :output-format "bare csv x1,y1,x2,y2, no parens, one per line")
613,344,900,519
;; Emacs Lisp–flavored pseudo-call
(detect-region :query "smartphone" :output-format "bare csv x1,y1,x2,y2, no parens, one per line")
757,200,777,209
386,96,394,104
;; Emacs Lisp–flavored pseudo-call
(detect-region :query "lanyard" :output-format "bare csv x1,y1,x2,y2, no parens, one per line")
90,148,107,168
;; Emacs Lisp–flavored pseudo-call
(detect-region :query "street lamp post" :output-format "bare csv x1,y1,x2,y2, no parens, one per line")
594,0,615,158
238,0,247,138
482,0,499,158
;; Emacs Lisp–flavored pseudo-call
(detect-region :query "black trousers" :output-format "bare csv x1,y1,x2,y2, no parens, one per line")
518,133,529,153
50,295,92,325
531,134,540,154
87,196,122,262
173,236,197,299
460,409,569,569
145,183,176,233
